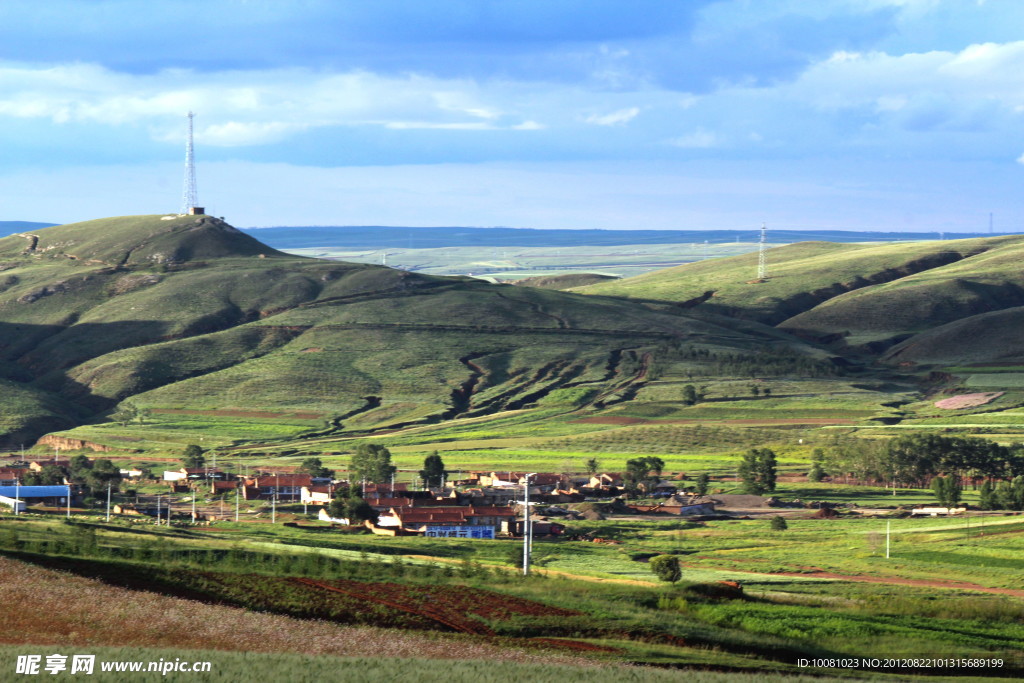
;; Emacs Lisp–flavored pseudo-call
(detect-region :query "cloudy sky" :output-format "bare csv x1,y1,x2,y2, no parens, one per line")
1,0,1023,231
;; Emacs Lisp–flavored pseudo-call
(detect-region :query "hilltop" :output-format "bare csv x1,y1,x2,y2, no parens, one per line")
0,215,818,445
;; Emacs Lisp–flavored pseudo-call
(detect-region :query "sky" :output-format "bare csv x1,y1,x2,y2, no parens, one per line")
1,0,1023,231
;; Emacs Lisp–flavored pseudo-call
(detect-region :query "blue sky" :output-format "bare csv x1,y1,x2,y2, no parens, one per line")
1,0,1023,231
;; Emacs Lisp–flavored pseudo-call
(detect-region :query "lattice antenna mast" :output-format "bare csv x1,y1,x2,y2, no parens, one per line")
757,223,768,280
180,111,198,215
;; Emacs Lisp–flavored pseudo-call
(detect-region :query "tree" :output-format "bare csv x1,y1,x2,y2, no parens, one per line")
329,494,378,524
69,454,92,476
770,515,788,531
23,464,65,486
82,458,120,496
109,402,144,427
931,475,962,508
419,452,447,489
649,554,682,583
624,456,665,495
350,443,396,485
584,457,601,477
979,480,996,510
681,385,699,406
182,444,206,469
695,472,710,496
807,448,826,483
297,457,334,479
738,448,777,495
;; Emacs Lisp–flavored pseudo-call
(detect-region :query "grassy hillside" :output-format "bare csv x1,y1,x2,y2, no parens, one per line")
512,273,620,289
0,215,819,445
574,234,1024,364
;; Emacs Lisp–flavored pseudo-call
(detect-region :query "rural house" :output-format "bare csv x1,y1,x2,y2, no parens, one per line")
163,468,227,482
0,468,25,486
243,473,312,500
300,485,335,505
376,505,517,538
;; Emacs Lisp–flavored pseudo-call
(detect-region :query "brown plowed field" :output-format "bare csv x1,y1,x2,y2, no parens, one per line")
294,577,581,636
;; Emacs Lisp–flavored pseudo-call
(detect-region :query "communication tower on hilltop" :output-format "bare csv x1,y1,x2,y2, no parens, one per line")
180,112,204,216
757,223,768,280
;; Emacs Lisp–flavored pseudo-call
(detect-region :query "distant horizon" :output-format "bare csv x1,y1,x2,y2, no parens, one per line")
2,218,1017,237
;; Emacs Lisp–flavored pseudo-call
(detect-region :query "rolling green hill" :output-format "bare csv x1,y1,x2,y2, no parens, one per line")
0,215,818,445
574,234,1024,364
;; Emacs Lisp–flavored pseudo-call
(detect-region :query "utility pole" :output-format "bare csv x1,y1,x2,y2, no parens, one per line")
522,473,536,576
106,482,111,522
886,520,891,559
757,223,768,280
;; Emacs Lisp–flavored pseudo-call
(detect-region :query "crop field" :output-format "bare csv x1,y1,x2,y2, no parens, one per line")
2,512,1022,678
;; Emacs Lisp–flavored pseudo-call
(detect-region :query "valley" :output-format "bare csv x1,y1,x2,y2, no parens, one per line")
2,215,1024,679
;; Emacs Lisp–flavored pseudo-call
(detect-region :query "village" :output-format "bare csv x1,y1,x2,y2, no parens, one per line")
0,450,779,542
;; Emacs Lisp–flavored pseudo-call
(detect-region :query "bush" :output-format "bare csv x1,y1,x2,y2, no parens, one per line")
770,515,788,531
649,554,682,583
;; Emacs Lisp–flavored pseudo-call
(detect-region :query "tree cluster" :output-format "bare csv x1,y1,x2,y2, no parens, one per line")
820,433,1024,488
979,478,1024,510
297,457,334,479
328,493,379,524
350,444,396,486
738,448,777,495
23,455,121,495
419,452,447,489
623,456,665,495
182,444,206,469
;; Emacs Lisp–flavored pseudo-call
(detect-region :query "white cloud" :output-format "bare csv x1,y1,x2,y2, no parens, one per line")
0,63,546,146
668,128,718,148
383,121,495,130
198,121,308,146
583,107,640,126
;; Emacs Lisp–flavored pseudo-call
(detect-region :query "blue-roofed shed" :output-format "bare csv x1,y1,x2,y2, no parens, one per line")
0,485,73,511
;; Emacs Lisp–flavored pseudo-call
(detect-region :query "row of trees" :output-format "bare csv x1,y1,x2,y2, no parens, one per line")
22,454,121,496
816,433,1024,488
